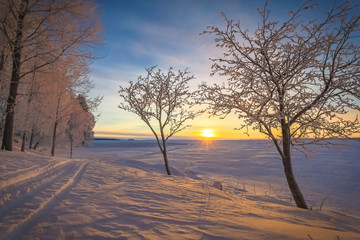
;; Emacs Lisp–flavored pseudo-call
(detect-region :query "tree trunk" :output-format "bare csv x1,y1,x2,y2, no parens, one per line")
51,94,62,157
1,0,28,151
34,138,41,150
0,48,5,72
21,131,26,152
161,142,171,175
162,151,171,175
282,125,308,209
70,138,73,158
51,120,58,156
29,125,34,149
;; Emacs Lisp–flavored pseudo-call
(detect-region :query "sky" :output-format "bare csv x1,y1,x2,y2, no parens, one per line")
89,0,344,140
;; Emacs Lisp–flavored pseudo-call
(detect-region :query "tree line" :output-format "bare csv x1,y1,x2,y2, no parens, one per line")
0,0,102,156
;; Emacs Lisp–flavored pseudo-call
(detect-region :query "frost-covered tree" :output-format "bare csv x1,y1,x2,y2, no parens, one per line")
0,13,10,137
119,66,199,175
48,56,96,156
65,111,84,158
15,62,41,152
199,1,360,209
76,94,99,146
10,53,100,155
0,0,102,151
66,95,98,158
66,113,77,158
20,69,57,150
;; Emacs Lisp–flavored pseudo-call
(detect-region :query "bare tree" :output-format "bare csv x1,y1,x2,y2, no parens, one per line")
0,0,102,151
119,66,199,175
199,1,360,209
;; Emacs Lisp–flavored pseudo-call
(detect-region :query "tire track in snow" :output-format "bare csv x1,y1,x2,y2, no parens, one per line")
0,161,79,214
0,161,72,206
0,161,88,240
1,163,48,180
0,160,70,190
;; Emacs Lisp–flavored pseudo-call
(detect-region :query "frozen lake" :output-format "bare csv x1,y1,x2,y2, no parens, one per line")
84,139,360,215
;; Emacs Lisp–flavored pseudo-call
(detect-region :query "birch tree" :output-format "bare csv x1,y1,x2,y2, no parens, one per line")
199,1,360,209
119,66,199,175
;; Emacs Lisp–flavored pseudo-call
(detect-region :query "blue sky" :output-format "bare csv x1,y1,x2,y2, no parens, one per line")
90,0,337,139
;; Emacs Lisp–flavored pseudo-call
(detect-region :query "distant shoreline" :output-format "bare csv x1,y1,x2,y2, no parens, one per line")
94,137,360,142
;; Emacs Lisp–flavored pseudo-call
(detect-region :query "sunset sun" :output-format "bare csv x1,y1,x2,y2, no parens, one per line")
201,129,215,138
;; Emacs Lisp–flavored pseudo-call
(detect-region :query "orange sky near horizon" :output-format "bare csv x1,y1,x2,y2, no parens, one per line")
95,113,269,140
94,109,360,140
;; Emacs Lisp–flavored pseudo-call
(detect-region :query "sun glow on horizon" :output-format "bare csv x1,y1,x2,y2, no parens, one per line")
201,129,215,138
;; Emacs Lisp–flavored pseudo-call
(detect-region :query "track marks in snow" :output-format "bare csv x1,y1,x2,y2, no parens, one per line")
0,160,88,240
0,161,71,206
0,160,70,190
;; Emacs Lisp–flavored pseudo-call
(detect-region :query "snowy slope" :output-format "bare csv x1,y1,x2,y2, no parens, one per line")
0,140,359,240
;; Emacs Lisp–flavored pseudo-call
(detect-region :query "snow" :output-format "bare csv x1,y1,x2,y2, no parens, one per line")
0,140,359,239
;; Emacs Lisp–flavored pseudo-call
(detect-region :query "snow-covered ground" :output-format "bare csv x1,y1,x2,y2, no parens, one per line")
0,140,359,239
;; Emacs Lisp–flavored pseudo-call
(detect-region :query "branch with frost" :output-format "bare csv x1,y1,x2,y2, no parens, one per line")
199,0,360,146
119,66,200,142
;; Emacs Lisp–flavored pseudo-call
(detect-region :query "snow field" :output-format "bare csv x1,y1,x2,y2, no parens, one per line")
0,140,359,239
